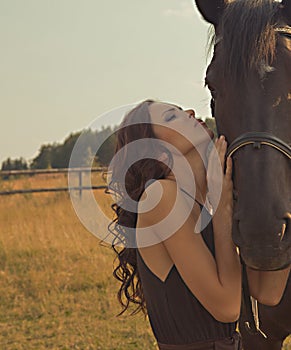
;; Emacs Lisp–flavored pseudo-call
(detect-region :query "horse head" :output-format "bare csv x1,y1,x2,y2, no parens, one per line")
196,0,291,270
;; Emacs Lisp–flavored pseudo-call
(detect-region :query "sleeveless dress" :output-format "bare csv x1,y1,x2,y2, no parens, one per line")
136,191,242,350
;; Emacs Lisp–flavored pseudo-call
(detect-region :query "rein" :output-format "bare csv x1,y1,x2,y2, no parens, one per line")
241,262,267,338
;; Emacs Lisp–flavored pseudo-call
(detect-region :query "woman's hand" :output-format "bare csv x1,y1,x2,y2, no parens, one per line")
206,136,241,318
207,135,233,212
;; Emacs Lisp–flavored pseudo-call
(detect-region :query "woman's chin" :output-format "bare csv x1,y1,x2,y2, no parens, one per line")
209,130,215,140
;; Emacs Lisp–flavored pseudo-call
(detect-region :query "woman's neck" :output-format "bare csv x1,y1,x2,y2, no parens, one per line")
166,146,208,205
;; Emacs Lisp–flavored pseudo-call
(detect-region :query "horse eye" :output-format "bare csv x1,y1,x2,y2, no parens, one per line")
205,79,218,100
208,86,217,99
210,98,215,116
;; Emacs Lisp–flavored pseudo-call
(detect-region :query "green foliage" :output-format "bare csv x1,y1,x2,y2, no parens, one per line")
1,126,118,171
30,145,54,169
28,126,117,169
1,157,28,171
205,117,218,138
2,120,218,171
96,127,117,166
1,157,29,180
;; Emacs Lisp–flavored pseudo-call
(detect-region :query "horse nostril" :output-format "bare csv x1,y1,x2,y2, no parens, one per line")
279,218,289,242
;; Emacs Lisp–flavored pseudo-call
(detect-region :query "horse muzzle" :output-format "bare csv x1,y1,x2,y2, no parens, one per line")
232,214,291,270
239,245,291,271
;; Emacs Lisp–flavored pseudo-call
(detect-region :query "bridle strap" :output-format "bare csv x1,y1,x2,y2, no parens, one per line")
275,26,291,39
226,132,291,159
227,131,290,337
211,24,291,341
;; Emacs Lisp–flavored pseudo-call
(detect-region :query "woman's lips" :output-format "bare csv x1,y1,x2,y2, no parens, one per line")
194,119,206,128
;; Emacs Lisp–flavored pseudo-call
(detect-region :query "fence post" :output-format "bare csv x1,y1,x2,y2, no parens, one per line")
79,170,82,199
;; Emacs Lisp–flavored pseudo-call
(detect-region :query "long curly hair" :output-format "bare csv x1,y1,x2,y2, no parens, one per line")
108,99,173,315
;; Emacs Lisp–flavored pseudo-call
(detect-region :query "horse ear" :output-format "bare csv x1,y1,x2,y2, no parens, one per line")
282,0,291,24
195,0,225,26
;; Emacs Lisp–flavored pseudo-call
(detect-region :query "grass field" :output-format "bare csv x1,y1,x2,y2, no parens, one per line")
0,173,290,349
0,173,157,350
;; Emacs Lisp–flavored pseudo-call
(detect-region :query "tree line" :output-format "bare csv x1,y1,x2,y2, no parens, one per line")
1,118,217,171
1,126,116,171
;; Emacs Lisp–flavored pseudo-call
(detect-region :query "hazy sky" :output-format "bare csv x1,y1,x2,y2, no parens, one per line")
0,0,212,164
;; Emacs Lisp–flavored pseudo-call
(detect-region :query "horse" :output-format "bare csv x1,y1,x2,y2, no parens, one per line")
195,1,291,349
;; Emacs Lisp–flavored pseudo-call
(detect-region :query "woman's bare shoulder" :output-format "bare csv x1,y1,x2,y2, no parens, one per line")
140,179,177,198
138,179,177,219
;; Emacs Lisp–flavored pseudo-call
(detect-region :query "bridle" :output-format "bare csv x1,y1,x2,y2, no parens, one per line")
225,130,290,338
275,26,291,39
213,24,291,337
208,21,291,339
226,132,291,159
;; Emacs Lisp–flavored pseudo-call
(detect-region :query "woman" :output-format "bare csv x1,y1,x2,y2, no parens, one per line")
109,99,242,349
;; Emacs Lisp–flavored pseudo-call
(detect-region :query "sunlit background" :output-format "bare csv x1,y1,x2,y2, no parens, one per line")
0,0,211,165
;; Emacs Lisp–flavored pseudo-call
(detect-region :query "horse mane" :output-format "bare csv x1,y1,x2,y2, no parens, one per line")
216,0,281,81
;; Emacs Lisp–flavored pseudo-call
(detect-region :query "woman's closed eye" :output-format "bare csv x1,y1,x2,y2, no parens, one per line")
165,114,176,122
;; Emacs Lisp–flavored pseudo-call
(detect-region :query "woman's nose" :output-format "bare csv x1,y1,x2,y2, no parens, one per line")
185,109,195,118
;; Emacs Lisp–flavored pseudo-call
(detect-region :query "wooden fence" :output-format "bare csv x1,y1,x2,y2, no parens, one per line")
0,167,108,197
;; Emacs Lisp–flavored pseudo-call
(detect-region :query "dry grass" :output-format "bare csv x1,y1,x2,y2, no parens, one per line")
0,173,290,349
0,174,157,350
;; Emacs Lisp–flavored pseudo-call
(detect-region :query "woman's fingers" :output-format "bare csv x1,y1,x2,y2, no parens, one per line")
216,135,227,169
208,135,229,179
207,136,233,208
225,156,233,179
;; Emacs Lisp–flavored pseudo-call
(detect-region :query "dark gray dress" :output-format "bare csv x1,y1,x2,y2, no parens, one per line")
136,196,241,350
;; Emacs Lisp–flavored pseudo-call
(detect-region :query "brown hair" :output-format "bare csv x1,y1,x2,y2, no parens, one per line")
108,99,173,315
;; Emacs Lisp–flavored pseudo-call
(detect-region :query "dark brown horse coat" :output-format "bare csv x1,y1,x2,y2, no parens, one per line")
195,1,291,349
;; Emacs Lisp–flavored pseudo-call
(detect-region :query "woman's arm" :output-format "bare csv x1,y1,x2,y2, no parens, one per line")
209,137,242,321
137,138,241,323
246,266,290,306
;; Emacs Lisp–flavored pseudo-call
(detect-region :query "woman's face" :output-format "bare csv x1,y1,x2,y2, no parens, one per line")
148,102,214,155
